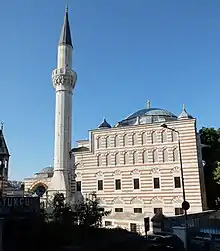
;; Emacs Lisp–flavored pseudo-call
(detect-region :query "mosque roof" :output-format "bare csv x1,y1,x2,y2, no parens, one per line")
40,166,54,174
115,102,178,127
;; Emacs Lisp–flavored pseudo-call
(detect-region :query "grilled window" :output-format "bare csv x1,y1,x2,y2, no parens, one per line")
153,178,160,189
174,177,181,188
133,178,140,189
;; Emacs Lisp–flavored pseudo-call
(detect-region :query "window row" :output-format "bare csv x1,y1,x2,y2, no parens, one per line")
97,130,178,149
112,207,183,216
76,176,181,192
97,148,179,166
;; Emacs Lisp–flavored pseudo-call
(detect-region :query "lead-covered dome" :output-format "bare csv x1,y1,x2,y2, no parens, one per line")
115,101,177,127
40,166,54,174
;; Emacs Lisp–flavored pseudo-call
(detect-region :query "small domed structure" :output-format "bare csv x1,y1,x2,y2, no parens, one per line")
178,104,193,119
98,118,111,129
40,166,54,174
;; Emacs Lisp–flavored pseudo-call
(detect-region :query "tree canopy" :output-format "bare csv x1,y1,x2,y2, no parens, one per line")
199,127,220,208
45,192,110,227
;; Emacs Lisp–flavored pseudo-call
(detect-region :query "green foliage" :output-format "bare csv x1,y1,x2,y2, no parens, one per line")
73,192,111,227
44,192,110,227
199,127,220,208
213,161,220,184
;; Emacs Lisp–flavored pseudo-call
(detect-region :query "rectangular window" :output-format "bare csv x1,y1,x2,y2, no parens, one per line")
133,178,140,189
115,208,123,213
154,208,163,214
105,221,112,226
174,177,181,188
130,223,137,233
153,178,160,189
98,180,103,190
115,179,121,190
175,208,184,215
134,208,142,213
76,181,81,192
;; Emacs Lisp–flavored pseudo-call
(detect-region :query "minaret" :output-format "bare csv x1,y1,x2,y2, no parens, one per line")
48,6,77,200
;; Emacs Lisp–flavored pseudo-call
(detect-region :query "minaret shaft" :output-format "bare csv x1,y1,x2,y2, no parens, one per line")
57,45,72,69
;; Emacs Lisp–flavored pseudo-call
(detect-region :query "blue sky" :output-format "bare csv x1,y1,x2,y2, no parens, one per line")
1,0,220,180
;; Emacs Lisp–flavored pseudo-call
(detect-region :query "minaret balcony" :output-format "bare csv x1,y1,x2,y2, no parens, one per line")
52,68,76,78
52,68,77,90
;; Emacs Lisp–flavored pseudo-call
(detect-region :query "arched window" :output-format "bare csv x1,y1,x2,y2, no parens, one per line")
115,152,120,165
153,150,158,163
106,153,111,166
161,131,167,143
124,152,129,165
97,155,102,166
151,131,157,144
162,149,169,162
173,148,179,162
141,132,147,145
33,185,46,197
114,135,119,147
142,150,148,163
171,131,178,142
97,137,100,149
123,134,128,146
133,151,138,164
132,134,138,145
106,136,111,148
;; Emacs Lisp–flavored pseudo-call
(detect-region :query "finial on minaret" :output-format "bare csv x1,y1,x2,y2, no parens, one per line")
1,122,4,131
65,4,68,13
146,100,150,109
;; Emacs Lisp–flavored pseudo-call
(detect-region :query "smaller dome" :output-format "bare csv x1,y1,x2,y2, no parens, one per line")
40,166,54,173
98,118,111,129
178,104,193,119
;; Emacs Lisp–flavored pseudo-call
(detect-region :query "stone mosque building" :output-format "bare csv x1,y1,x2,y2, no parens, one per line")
23,7,207,233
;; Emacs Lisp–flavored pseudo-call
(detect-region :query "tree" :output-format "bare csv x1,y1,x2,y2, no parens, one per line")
73,192,111,227
199,127,220,208
47,192,110,227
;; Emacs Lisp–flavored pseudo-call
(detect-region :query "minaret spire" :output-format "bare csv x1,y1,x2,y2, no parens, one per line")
59,5,72,47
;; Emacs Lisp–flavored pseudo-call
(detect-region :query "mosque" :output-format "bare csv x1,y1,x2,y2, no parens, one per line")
23,7,207,233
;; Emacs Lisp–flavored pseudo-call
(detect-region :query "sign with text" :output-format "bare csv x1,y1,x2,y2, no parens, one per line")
0,197,40,215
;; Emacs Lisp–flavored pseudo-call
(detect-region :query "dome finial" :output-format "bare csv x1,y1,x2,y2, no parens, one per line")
182,104,185,110
146,100,150,109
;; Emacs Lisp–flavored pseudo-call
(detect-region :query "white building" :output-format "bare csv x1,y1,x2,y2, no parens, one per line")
24,7,207,234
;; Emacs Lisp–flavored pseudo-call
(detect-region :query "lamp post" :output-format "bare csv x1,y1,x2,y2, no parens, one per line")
160,124,189,226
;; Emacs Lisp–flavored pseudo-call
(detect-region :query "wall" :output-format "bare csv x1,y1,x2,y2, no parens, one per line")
73,118,204,226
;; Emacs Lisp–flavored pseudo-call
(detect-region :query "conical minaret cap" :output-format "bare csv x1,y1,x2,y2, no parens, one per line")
58,5,72,47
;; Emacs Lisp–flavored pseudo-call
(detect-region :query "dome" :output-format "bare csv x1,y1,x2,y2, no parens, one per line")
116,107,177,127
98,118,111,129
40,166,54,174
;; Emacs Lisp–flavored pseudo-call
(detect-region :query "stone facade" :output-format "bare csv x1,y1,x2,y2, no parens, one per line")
71,116,207,233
